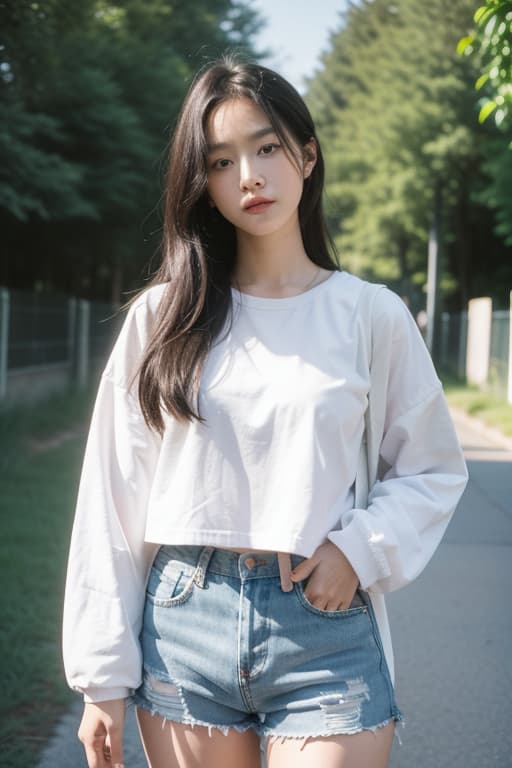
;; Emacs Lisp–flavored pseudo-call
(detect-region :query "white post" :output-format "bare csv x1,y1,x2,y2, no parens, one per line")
458,310,468,380
466,297,492,388
508,290,512,404
0,288,9,400
76,300,90,390
426,221,439,354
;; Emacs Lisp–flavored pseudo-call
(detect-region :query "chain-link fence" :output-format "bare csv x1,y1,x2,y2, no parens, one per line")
489,310,510,398
440,311,468,381
440,301,511,401
0,287,124,403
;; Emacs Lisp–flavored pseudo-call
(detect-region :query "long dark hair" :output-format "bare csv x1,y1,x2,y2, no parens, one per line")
134,53,340,434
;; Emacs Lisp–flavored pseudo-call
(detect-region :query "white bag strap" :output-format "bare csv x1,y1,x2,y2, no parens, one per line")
354,282,386,509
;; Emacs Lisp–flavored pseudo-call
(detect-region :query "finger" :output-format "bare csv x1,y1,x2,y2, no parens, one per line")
304,587,328,610
82,741,105,768
106,724,124,767
79,727,107,768
290,557,317,581
326,596,344,611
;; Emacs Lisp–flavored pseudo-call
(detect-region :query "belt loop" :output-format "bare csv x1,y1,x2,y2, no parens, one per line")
278,552,294,592
194,546,215,589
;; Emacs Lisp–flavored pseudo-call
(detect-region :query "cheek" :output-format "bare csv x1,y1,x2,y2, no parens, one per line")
279,160,304,196
207,176,234,210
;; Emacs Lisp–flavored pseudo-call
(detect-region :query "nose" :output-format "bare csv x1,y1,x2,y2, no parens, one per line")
239,158,265,192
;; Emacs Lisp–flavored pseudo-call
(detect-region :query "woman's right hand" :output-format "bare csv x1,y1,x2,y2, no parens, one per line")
78,698,126,768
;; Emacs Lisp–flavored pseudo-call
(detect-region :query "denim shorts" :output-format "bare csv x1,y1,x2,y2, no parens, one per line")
132,545,403,744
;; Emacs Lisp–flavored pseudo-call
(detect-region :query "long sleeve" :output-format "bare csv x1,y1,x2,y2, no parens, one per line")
328,287,468,594
62,293,162,702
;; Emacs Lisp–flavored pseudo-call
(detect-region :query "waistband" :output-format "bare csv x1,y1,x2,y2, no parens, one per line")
155,545,303,592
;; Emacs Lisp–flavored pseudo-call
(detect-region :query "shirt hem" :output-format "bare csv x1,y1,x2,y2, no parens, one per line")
144,528,311,557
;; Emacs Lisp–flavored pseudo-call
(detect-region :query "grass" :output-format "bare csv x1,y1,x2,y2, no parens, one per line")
0,384,97,768
440,371,512,438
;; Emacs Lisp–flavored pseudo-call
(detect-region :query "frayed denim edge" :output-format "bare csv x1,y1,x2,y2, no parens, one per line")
131,694,260,739
130,696,405,747
263,710,405,752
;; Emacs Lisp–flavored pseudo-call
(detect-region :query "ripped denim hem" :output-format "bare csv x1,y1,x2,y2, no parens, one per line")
262,709,405,751
132,695,261,739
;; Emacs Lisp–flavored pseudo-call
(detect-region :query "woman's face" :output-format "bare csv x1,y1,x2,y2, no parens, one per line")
205,97,316,239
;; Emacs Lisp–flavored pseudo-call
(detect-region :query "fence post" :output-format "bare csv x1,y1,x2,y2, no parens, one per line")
0,288,9,400
76,300,90,390
458,311,468,381
466,297,492,388
440,312,449,370
508,290,512,405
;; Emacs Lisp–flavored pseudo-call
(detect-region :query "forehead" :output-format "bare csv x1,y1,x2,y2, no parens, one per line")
206,98,275,146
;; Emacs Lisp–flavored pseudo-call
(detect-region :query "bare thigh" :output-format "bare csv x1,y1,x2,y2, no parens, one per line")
265,720,395,768
135,707,262,768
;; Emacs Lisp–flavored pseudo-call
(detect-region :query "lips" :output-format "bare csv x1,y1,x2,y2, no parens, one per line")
243,196,274,211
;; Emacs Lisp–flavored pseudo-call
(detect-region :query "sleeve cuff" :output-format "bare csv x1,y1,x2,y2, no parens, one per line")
81,686,131,703
328,518,391,591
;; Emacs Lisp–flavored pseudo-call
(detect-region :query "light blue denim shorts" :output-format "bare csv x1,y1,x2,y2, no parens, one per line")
132,545,403,744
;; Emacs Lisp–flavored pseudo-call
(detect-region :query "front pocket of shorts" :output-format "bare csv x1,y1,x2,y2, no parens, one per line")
146,559,196,607
294,581,368,618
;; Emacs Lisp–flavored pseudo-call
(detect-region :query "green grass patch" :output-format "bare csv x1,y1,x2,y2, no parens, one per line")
0,385,97,767
440,371,512,438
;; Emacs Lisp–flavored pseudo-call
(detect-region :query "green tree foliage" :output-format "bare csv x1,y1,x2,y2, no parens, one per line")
458,2,512,247
305,0,512,310
458,0,512,126
0,0,265,299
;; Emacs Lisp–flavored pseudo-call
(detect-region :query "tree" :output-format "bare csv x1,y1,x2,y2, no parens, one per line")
458,2,512,247
305,0,512,310
458,0,512,126
0,0,266,300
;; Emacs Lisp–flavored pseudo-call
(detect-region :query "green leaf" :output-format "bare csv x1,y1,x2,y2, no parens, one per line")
475,6,497,26
479,100,498,122
457,34,474,54
474,6,488,24
476,72,490,90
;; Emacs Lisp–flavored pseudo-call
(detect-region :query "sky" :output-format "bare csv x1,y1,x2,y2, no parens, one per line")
252,0,348,93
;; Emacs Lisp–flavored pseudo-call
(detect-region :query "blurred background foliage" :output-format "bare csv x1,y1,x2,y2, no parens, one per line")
305,0,512,311
1,0,511,312
0,0,266,301
458,0,512,127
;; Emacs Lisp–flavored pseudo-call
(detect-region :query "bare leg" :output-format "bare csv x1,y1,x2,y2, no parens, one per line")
136,707,262,768
266,720,395,768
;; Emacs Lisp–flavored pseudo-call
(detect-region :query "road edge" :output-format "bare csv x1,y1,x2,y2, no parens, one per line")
449,405,512,451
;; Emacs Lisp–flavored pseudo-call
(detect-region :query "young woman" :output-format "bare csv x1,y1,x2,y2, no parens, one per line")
62,55,468,768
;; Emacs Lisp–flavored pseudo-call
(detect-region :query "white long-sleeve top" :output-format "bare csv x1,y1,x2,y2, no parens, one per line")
62,270,468,703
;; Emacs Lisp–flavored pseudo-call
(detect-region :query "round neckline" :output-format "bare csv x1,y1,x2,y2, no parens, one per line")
230,270,342,310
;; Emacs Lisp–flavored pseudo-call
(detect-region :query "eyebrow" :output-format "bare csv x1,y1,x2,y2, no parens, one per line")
206,126,277,153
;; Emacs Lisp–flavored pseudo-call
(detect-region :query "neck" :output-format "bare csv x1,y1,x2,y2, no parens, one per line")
233,216,314,287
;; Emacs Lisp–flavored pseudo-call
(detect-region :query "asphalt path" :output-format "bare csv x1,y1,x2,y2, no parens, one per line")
387,412,512,768
37,411,512,767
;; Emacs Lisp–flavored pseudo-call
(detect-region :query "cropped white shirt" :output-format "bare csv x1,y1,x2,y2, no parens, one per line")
62,270,468,703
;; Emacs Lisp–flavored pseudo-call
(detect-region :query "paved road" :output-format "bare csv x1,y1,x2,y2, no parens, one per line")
37,412,512,767
387,413,512,768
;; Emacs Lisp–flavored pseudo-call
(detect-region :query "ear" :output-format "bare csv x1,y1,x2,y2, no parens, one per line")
302,137,317,179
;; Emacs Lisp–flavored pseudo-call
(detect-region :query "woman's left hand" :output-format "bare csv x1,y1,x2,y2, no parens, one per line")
289,540,360,611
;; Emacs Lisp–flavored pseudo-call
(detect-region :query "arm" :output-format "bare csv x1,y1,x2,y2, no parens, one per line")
328,288,468,594
62,296,162,703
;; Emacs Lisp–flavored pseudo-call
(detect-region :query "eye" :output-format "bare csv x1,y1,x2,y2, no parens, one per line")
210,158,232,170
259,143,280,155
